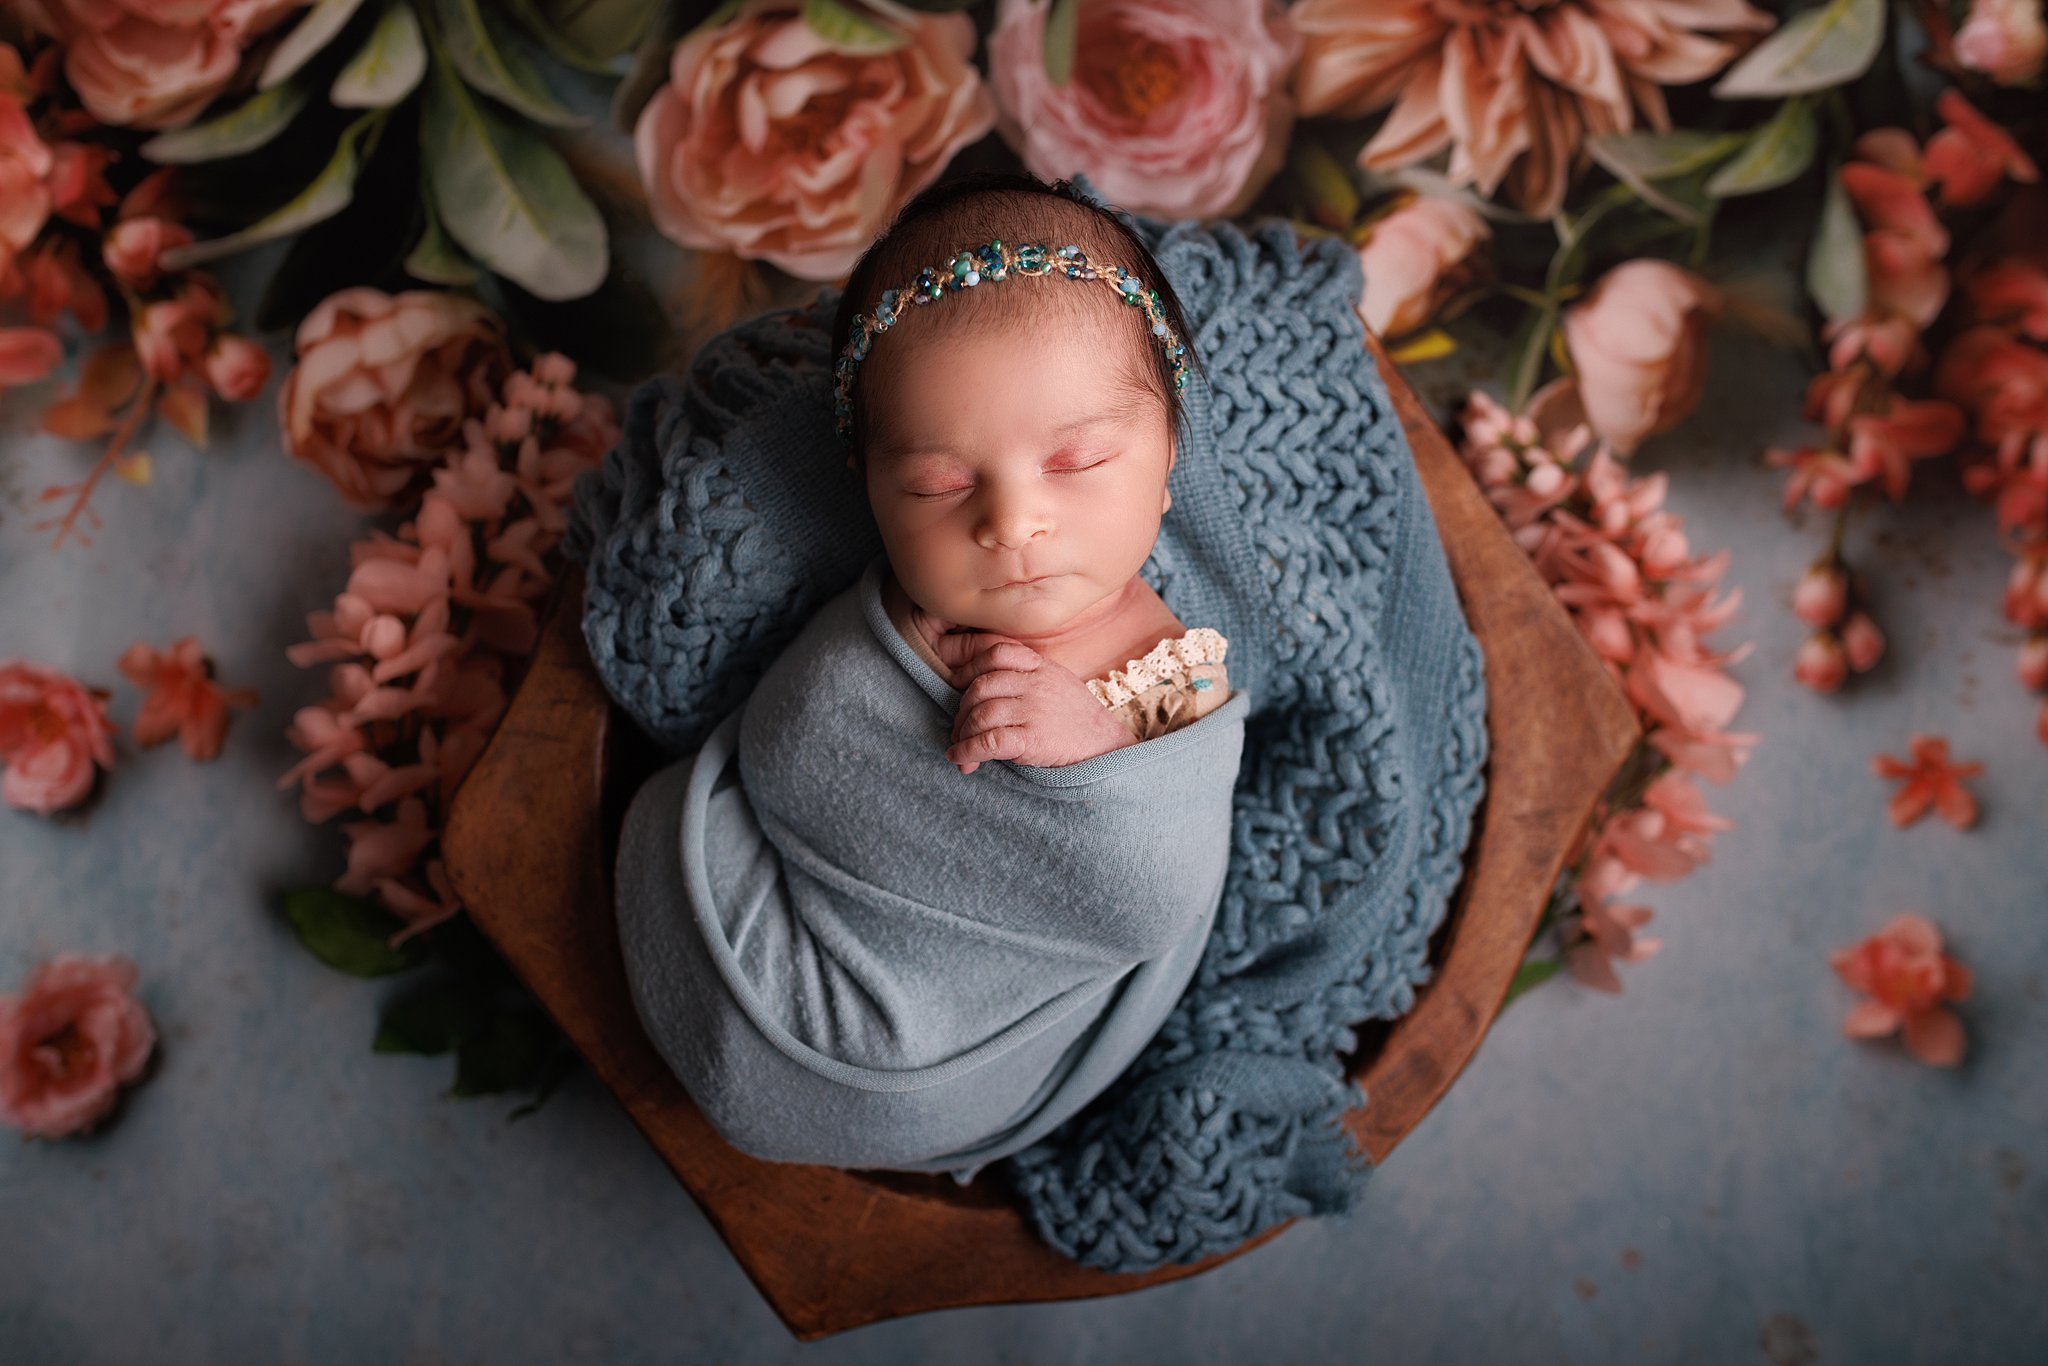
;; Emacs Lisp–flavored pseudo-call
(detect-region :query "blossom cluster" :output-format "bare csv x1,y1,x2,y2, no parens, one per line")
278,346,619,946
1459,381,1755,992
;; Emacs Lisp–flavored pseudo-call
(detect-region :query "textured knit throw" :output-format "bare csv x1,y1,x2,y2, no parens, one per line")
564,185,1489,1274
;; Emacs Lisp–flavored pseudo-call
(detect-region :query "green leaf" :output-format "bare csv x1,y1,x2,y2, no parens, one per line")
611,1,733,134
1706,97,1818,198
332,1,426,108
283,887,430,978
158,112,380,269
1505,301,1559,416
434,0,587,128
1806,165,1868,325
1044,0,1080,87
405,196,481,285
451,1007,560,1096
375,974,493,1055
1585,130,1745,224
502,0,629,74
262,0,374,89
1291,140,1361,232
139,81,313,163
1712,0,1885,99
801,0,910,52
422,53,609,300
1502,958,1563,1008
523,0,656,66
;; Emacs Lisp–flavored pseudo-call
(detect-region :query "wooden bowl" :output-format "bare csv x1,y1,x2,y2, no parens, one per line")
442,334,1640,1340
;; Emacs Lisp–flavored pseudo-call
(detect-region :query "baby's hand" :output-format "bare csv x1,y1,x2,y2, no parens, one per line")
933,633,1136,775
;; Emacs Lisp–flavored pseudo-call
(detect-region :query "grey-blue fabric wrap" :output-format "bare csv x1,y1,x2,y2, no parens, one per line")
614,553,1251,1173
564,181,1490,1273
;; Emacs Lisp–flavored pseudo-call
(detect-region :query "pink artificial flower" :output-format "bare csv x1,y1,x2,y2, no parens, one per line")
1846,396,1967,501
10,0,306,129
1953,0,2048,86
202,334,270,402
1962,258,2048,341
2002,549,2047,629
988,0,1300,221
1647,726,1758,785
0,326,63,389
376,859,462,946
1871,733,1984,829
1289,0,1774,216
1936,325,2048,451
336,795,434,897
0,75,52,266
131,276,223,385
1839,611,1885,672
2016,633,2047,691
115,637,258,762
0,661,115,814
1561,260,1722,455
100,216,193,290
277,289,507,510
1356,194,1490,338
0,953,156,1139
1794,632,1848,692
1793,559,1848,627
1923,89,2040,209
1563,853,1662,993
637,0,996,281
1829,914,1972,1067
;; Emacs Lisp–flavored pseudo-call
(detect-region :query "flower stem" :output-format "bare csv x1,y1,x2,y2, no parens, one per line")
39,374,159,551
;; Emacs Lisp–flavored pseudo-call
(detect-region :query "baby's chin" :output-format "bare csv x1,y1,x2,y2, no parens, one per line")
953,584,1092,637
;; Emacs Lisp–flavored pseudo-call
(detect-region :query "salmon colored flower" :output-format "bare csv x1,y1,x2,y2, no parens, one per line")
1871,733,1984,829
1793,559,1848,627
0,327,63,389
1794,632,1847,692
0,661,115,815
0,953,157,1139
1290,0,1773,216
1846,396,1966,501
115,637,258,762
1954,0,2047,86
1923,89,2040,209
1561,259,1721,454
638,0,997,281
1829,914,1972,1067
11,0,307,130
1356,194,1490,338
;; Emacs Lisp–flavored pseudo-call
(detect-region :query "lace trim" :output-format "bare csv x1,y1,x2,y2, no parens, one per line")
1085,627,1229,708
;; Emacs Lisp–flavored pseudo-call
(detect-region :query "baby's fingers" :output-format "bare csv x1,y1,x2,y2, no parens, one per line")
947,724,1026,775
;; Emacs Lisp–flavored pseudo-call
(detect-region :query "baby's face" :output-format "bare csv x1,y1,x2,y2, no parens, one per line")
860,308,1174,637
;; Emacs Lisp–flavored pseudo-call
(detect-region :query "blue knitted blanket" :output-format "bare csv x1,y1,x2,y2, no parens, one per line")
564,192,1489,1273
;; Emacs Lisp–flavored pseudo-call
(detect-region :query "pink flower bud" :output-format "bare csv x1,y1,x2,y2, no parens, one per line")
532,353,577,386
1841,612,1886,672
202,334,270,402
1526,461,1566,496
2007,554,2048,629
102,217,193,290
1793,561,1849,627
2020,634,2048,692
1796,632,1849,693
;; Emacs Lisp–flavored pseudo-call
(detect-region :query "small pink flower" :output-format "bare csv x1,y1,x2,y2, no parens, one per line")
0,326,63,389
131,278,222,385
1846,396,1967,501
1953,0,2047,86
1560,260,1721,455
115,637,258,762
1793,560,1848,627
1923,89,2040,208
2018,633,2048,691
202,334,270,402
1829,914,1972,1067
1935,325,2048,449
2007,550,2048,629
1840,611,1885,673
1871,733,1984,829
337,795,434,896
989,0,1300,221
1355,194,1490,338
0,661,116,815
0,953,156,1139
1795,632,1848,692
101,216,193,290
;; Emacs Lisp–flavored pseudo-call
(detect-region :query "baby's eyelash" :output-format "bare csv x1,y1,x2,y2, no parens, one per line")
905,454,1116,498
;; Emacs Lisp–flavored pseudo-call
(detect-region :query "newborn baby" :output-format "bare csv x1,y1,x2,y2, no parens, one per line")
613,173,1251,1181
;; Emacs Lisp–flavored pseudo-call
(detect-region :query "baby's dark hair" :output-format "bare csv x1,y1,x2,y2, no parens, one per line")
828,170,1205,468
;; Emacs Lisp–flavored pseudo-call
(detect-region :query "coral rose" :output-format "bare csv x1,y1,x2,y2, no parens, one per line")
278,288,508,510
987,0,1300,220
0,661,115,815
1561,260,1721,454
635,0,996,282
1829,914,1972,1067
1355,194,1489,338
12,0,306,130
1954,0,2047,86
1291,0,1773,216
0,954,157,1139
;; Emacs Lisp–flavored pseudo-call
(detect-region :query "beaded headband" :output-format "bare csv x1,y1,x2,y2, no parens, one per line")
833,239,1191,443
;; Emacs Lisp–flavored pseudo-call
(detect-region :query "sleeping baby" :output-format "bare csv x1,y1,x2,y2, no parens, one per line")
611,172,1251,1182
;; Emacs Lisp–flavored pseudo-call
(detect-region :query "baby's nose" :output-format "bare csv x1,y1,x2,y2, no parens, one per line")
975,500,1051,549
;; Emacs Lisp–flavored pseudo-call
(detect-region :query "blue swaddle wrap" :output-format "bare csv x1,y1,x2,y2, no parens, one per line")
566,182,1489,1273
613,554,1251,1174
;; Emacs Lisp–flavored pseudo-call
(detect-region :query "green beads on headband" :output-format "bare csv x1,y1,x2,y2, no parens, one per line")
834,238,1192,441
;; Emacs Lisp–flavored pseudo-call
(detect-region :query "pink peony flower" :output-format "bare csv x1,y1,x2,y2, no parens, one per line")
1871,733,1983,829
11,0,306,130
1923,89,2040,209
988,0,1299,221
1355,194,1490,338
1829,914,1972,1067
1290,0,1773,216
636,0,996,282
1561,260,1722,454
1954,0,2047,86
0,954,156,1139
0,661,115,815
116,637,258,762
277,288,508,510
